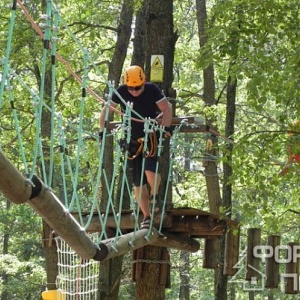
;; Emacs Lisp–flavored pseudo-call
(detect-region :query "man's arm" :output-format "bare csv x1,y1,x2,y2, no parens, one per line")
156,98,173,137
156,98,172,127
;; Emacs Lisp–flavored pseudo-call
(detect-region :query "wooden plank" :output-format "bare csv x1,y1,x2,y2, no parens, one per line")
285,242,299,294
80,213,226,237
265,235,280,288
245,228,261,281
76,207,237,223
167,215,226,236
170,208,239,227
169,207,213,216
79,212,173,232
224,227,240,276
203,238,220,269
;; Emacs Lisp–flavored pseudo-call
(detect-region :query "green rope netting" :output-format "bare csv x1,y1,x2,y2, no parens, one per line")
0,0,185,244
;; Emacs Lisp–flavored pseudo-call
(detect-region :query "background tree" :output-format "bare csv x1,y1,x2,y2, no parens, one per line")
98,1,134,299
2,0,300,299
131,1,178,299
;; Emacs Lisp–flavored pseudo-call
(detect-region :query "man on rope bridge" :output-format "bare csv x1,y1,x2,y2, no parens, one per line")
99,65,172,229
279,120,300,176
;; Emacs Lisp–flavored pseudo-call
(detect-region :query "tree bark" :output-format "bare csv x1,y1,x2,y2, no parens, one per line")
144,0,178,94
1,200,11,300
134,1,177,299
135,246,167,300
179,251,190,300
196,0,225,299
98,1,134,299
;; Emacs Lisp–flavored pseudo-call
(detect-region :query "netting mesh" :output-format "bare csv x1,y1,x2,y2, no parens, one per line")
1,1,177,297
56,235,99,299
0,1,215,298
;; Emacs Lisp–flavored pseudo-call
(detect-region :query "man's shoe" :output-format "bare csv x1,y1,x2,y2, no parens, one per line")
140,217,151,229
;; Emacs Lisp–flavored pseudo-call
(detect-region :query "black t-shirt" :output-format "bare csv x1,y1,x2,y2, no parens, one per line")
112,83,165,139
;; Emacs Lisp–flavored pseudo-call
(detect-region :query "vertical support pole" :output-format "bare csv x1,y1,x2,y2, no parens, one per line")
245,228,261,281
285,242,299,294
223,227,240,276
203,238,220,269
265,235,280,288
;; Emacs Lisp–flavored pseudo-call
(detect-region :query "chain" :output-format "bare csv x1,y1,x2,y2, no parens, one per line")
132,259,171,265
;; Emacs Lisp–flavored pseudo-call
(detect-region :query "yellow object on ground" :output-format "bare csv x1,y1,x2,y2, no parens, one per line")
41,290,66,300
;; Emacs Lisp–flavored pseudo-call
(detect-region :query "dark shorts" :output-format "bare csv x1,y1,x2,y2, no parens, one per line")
127,142,159,186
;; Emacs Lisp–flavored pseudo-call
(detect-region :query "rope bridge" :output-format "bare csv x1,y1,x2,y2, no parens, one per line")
0,1,236,298
0,1,189,298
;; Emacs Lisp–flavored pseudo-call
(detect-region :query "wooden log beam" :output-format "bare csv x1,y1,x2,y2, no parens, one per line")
0,150,32,204
152,232,200,253
0,150,107,261
102,228,159,260
27,176,107,261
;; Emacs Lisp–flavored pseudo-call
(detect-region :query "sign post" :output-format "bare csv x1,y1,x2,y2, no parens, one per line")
150,55,164,82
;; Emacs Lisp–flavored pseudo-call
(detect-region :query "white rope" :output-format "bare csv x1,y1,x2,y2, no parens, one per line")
55,235,99,299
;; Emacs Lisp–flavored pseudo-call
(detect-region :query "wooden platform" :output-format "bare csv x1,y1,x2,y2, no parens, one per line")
74,207,238,239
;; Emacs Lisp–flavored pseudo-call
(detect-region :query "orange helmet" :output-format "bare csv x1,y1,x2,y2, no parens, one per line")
123,65,145,86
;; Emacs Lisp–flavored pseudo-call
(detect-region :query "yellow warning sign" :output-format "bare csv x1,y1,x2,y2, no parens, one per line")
150,55,164,82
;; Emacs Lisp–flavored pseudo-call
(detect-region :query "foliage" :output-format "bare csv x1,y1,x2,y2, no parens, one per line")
1,0,300,298
0,254,45,299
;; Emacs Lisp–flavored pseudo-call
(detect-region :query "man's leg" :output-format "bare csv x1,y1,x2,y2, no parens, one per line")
145,170,161,197
134,184,151,218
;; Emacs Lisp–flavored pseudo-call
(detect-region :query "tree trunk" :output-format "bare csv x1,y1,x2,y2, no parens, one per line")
1,200,11,300
196,0,224,298
43,221,58,291
108,0,134,86
134,1,177,299
135,246,167,300
98,1,134,299
132,5,146,66
196,0,220,212
215,0,240,295
216,69,237,299
144,0,178,94
179,251,190,300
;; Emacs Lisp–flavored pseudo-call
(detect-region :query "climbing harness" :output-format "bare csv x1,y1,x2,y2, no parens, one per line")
124,131,158,160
